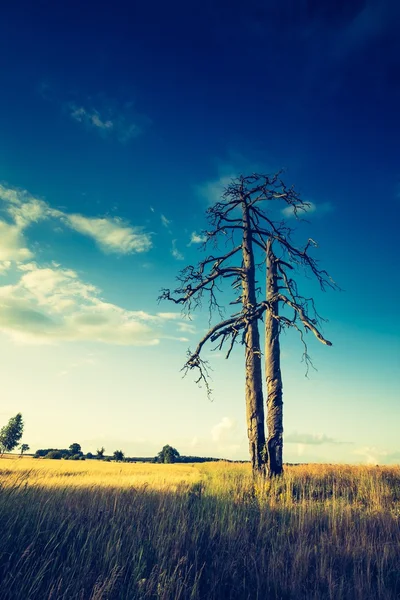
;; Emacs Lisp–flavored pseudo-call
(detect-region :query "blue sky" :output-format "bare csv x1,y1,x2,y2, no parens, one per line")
0,0,399,463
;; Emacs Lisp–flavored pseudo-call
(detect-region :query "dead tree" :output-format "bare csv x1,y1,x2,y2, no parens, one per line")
160,180,267,474
160,173,337,478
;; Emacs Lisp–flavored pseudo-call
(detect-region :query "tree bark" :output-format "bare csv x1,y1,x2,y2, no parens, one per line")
265,240,283,477
241,200,266,476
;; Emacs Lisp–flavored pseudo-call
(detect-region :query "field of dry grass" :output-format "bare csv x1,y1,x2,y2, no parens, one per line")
0,458,399,599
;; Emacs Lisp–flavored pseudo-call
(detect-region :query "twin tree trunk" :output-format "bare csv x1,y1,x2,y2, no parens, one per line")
242,202,266,475
242,205,282,477
265,241,283,477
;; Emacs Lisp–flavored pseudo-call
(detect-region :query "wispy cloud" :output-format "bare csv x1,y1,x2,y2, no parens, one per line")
353,446,388,465
37,83,150,143
7,197,50,228
196,174,236,205
176,321,196,334
196,154,269,206
188,231,206,246
156,312,182,320
160,214,172,229
0,221,33,268
68,99,148,142
70,106,113,130
211,417,237,442
0,260,11,275
0,263,191,346
171,239,184,261
282,201,333,219
60,214,152,255
285,432,347,445
0,183,152,256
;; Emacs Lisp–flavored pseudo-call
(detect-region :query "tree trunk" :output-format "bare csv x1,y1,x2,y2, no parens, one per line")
241,200,266,476
265,240,283,477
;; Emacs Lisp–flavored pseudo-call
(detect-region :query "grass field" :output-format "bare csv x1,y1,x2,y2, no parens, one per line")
0,458,399,599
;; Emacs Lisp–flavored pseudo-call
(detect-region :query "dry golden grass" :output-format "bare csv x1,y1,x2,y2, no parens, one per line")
0,458,399,599
0,457,203,490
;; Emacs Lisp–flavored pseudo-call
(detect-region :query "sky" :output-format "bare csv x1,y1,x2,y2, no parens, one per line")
0,0,399,464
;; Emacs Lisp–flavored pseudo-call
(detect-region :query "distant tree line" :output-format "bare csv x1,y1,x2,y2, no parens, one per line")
33,442,223,463
0,415,226,464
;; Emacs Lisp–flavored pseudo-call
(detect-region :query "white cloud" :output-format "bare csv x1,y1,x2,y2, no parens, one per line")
7,198,51,228
156,312,195,334
196,174,236,205
171,239,184,261
0,220,33,263
282,201,333,218
190,436,199,448
211,417,237,442
161,214,172,229
177,321,196,334
0,261,11,275
71,106,114,130
156,312,182,320
353,446,388,465
0,184,29,205
0,183,152,256
285,432,346,445
69,103,143,142
0,263,186,346
188,231,206,245
296,443,306,457
61,214,152,254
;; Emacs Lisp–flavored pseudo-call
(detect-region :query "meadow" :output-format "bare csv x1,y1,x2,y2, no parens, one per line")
0,458,399,600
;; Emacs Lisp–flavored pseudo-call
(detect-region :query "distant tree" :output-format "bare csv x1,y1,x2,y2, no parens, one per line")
86,452,94,459
69,443,82,456
71,454,81,461
19,443,30,456
113,450,125,462
157,445,181,464
0,413,24,456
96,446,105,459
46,450,63,460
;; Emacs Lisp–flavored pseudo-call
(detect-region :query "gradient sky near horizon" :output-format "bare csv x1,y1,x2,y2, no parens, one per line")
0,0,399,463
